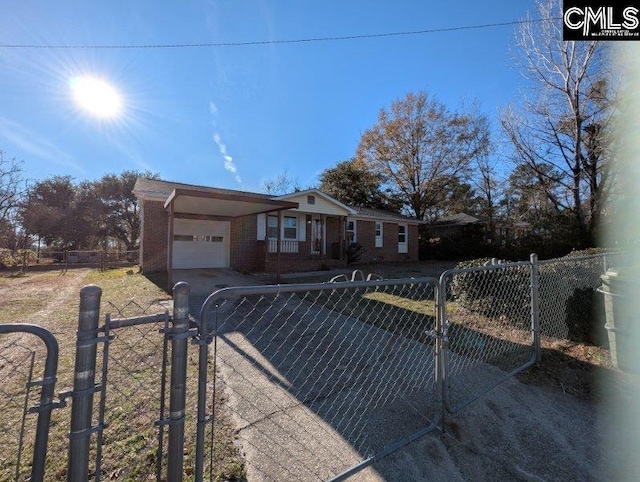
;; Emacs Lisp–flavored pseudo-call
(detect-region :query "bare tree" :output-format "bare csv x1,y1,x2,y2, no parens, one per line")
0,150,28,224
356,91,490,220
500,0,614,246
262,169,302,195
473,154,502,235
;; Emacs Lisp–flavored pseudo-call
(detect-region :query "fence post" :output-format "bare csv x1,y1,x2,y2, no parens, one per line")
67,285,102,482
435,280,446,432
530,253,541,363
167,282,190,482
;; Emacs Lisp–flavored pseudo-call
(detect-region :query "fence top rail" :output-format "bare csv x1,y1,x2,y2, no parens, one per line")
439,259,532,283
104,312,169,330
198,276,439,330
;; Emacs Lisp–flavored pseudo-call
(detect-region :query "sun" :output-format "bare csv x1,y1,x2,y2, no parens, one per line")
70,76,123,119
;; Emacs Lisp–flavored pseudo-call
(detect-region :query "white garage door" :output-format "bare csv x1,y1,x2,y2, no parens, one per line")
172,219,230,269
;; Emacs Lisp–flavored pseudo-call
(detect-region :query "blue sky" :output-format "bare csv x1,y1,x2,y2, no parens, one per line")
0,1,539,192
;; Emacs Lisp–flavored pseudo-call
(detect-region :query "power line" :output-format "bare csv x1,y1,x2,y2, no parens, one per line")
0,17,559,50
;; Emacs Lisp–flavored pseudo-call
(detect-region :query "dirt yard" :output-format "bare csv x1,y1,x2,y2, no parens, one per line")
0,268,244,481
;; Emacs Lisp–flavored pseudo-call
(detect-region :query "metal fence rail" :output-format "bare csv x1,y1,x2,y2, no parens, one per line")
0,324,59,482
197,277,441,481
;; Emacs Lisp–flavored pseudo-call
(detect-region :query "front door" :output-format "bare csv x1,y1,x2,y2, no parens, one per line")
311,216,324,255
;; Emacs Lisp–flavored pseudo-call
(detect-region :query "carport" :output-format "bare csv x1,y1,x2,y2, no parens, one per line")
164,188,297,282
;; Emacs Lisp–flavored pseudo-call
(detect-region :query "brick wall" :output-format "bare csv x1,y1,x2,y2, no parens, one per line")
264,256,346,273
354,220,418,264
409,224,419,261
141,200,168,273
230,214,259,272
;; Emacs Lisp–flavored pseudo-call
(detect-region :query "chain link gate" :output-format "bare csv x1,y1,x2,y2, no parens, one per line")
195,277,442,481
439,259,538,413
0,324,60,482
65,284,193,482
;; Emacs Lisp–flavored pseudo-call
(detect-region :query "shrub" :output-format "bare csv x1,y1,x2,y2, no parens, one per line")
0,249,38,269
537,254,607,340
345,242,365,264
449,258,531,327
565,287,607,346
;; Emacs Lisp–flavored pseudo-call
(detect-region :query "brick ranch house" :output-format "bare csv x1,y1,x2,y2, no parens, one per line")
133,178,421,274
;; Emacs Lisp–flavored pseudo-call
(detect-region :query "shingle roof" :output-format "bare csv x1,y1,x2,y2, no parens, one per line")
133,177,422,223
351,206,422,224
133,177,273,201
430,212,488,226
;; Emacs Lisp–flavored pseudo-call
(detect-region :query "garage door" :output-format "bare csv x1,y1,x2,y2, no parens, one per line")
172,219,230,269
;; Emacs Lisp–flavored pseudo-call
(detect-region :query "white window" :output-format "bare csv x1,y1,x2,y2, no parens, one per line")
398,224,408,253
283,216,298,240
346,220,357,243
267,215,279,239
375,222,383,248
307,195,316,205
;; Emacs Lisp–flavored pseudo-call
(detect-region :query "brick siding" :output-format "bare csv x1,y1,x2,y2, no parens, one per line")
139,202,418,274
230,214,259,272
140,200,168,273
353,220,418,264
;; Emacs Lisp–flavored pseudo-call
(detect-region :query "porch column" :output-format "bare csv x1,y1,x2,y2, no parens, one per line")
277,210,282,283
167,201,174,288
339,216,344,260
321,214,327,257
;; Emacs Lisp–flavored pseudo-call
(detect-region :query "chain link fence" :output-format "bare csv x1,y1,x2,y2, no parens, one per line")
538,254,609,344
197,277,440,481
441,261,536,413
0,251,623,481
0,249,138,272
93,299,173,481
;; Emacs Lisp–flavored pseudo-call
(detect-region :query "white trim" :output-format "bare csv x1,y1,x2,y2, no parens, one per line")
375,221,383,248
274,188,357,215
257,213,266,240
398,223,408,254
346,218,357,243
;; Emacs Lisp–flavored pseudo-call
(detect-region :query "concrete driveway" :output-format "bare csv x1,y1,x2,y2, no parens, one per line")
171,268,262,316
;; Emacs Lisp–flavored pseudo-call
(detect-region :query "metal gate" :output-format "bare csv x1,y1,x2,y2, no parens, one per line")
0,324,60,482
439,259,538,413
65,284,192,482
195,276,441,481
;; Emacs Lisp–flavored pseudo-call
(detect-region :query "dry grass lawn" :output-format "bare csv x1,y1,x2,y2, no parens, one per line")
0,268,244,481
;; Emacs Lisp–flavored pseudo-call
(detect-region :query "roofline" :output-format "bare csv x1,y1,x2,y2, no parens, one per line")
164,188,298,211
350,213,424,224
275,188,357,215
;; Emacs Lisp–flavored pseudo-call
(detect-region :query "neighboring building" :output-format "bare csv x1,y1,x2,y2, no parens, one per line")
133,178,421,274
425,212,531,246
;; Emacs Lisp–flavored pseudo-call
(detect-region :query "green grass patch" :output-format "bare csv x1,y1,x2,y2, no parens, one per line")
362,291,461,316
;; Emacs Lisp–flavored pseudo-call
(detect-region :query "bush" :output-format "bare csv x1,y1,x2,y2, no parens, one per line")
537,254,607,341
449,258,531,327
565,287,607,346
0,249,38,269
345,242,365,264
